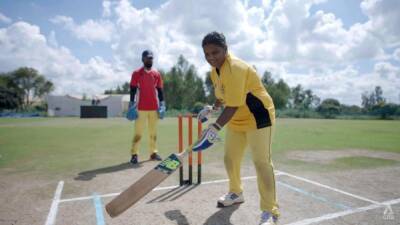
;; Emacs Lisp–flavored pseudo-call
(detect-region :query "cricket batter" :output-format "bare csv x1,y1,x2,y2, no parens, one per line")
128,50,166,164
194,32,279,225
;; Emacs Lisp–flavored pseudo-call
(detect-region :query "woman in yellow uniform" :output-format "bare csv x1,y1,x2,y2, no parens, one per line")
195,31,279,225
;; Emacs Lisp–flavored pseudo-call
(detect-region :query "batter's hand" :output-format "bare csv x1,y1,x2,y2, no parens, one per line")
126,101,138,121
197,105,213,123
192,123,221,152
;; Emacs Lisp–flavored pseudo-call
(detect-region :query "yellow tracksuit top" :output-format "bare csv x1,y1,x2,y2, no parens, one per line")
210,53,275,131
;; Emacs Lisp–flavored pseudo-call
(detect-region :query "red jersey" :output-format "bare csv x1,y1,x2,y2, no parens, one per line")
130,67,163,110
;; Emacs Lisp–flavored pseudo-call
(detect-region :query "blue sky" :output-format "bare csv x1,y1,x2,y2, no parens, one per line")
0,0,399,105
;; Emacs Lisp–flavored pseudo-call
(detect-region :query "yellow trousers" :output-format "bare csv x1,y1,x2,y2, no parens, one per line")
224,126,279,216
131,110,159,155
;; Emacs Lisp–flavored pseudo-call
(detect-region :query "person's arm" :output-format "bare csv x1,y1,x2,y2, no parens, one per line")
156,87,166,119
192,106,237,152
213,99,223,110
130,86,137,102
215,106,238,129
127,86,138,121
156,87,164,102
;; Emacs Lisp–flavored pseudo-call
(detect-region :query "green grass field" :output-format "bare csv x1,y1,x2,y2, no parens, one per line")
0,117,399,177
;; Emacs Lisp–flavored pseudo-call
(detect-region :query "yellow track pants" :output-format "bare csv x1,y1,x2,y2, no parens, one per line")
224,126,279,216
130,110,159,156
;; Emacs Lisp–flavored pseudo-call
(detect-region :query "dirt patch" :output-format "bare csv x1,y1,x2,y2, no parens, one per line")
286,149,400,164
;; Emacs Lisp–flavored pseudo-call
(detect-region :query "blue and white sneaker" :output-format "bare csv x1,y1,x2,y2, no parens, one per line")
217,192,244,207
130,154,138,164
259,211,278,225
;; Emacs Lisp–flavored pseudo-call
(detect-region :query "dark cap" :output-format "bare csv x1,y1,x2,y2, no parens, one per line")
142,50,153,59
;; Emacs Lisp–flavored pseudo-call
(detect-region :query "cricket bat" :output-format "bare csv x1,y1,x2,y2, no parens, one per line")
105,145,194,218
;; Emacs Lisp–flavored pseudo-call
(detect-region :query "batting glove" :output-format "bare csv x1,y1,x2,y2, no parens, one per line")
192,123,221,152
158,101,166,119
197,105,213,123
126,101,138,121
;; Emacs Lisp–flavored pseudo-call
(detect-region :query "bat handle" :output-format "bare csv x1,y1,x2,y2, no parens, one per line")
177,144,194,158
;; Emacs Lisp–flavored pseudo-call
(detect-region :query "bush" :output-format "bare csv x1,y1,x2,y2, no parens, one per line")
277,109,321,118
317,98,341,118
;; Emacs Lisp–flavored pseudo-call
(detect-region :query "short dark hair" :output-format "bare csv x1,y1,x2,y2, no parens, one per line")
142,50,153,59
202,31,227,49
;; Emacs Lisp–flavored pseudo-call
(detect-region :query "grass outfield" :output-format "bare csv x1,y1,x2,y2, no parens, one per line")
0,117,399,177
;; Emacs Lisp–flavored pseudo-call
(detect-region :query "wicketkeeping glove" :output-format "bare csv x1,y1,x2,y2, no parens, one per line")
192,123,221,152
197,105,213,123
126,101,138,121
158,101,166,119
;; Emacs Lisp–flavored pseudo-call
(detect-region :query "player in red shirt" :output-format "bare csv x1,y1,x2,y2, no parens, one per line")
128,50,165,164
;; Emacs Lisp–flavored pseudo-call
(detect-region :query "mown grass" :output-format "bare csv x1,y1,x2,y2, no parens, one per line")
0,117,399,176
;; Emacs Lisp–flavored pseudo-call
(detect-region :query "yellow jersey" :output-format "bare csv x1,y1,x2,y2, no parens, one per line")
210,53,275,131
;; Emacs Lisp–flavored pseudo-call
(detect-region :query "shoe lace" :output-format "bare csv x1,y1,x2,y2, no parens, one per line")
224,192,238,200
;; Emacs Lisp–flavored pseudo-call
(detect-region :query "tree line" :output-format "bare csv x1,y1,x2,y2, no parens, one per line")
105,55,400,119
2,56,399,119
0,67,54,111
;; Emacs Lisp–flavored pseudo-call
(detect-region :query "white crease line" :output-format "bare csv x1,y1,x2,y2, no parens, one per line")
59,173,282,203
285,197,400,225
44,181,64,225
276,170,379,204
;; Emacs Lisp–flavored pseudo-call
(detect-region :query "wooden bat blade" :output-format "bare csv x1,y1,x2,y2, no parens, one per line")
105,153,184,217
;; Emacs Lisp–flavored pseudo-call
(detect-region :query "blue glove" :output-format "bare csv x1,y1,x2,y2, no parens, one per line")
126,101,138,121
158,101,166,119
197,105,213,123
192,123,221,152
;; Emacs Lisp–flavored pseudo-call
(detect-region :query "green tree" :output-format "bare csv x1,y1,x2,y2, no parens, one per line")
317,98,341,118
262,71,274,86
164,55,206,110
9,67,54,107
0,86,23,110
289,85,319,110
271,79,291,109
341,104,362,115
374,86,385,105
361,91,373,111
164,64,185,110
0,74,23,110
261,71,291,109
290,85,305,109
104,82,130,94
371,103,398,119
121,82,130,94
205,72,216,104
362,86,386,112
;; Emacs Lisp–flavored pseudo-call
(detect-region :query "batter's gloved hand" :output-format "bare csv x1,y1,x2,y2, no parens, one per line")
192,123,221,152
126,101,138,121
197,105,213,123
158,101,166,119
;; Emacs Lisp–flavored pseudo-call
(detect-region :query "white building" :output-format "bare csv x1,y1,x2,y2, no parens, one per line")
46,95,130,117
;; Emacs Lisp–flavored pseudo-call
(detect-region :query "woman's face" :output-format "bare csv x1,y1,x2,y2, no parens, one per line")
203,44,227,69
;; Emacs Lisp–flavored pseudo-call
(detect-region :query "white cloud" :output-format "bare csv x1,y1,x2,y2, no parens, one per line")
47,30,58,47
374,61,400,79
0,12,12,24
393,48,400,62
0,22,128,95
1,0,399,105
51,15,115,43
102,0,112,17
361,0,400,47
262,0,271,9
280,64,400,105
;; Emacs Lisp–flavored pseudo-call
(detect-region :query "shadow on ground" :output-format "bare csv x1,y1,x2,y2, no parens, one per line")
164,205,240,225
148,185,199,204
74,160,151,181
